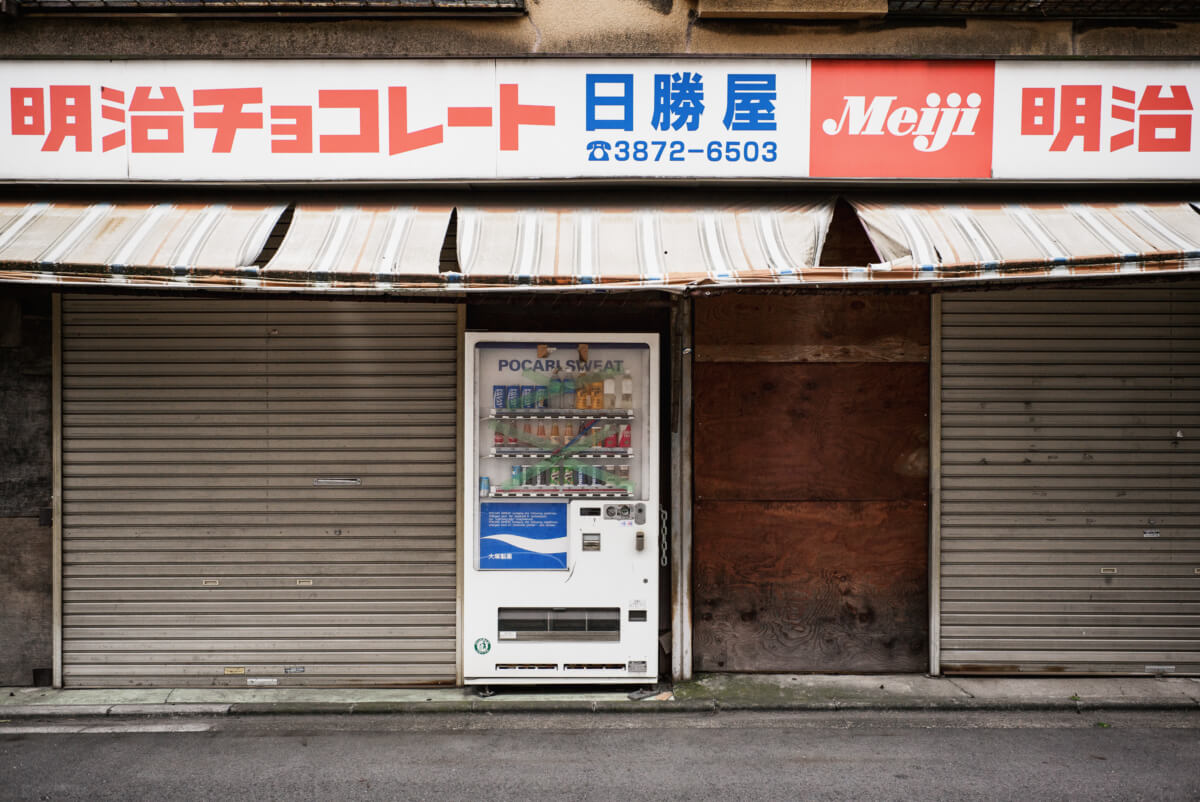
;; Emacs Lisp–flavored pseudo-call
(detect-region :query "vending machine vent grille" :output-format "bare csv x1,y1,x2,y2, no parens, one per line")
498,607,621,641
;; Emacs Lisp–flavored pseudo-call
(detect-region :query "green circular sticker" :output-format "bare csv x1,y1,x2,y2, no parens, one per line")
474,637,492,655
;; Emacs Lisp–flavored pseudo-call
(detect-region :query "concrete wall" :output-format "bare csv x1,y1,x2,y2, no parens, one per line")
0,0,1197,58
0,288,53,687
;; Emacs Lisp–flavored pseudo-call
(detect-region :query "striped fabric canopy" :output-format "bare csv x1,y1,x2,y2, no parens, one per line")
2,198,1199,292
852,200,1200,280
453,200,835,288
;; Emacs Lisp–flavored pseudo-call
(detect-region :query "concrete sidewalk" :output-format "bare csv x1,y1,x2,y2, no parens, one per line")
2,674,1199,717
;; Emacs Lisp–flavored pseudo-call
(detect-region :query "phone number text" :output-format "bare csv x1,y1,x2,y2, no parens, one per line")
586,140,779,163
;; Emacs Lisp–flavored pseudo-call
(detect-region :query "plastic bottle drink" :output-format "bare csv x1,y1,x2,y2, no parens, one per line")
550,422,562,448
620,372,633,408
603,376,617,408
536,421,547,449
522,422,533,446
563,377,577,409
589,380,604,409
548,376,563,409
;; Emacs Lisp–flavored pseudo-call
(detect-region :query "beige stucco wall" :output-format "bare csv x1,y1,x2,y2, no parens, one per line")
0,0,1197,58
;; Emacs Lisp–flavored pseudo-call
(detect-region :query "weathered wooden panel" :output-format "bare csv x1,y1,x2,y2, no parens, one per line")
694,362,929,501
694,294,930,363
693,500,928,672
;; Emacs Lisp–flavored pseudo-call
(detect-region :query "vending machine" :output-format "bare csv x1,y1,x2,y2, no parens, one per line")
463,332,660,685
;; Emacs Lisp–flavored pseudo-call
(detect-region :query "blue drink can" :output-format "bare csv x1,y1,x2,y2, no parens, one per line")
505,386,520,409
520,385,535,409
511,464,524,485
492,385,507,409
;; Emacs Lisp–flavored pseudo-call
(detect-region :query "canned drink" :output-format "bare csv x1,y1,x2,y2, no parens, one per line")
603,425,618,448
534,385,548,409
563,466,577,486
549,466,563,486
511,464,524,486
520,385,535,409
578,465,592,486
537,465,550,486
479,477,490,497
505,385,521,410
492,385,507,409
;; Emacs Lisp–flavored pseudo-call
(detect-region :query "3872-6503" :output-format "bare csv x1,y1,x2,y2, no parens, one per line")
585,140,779,163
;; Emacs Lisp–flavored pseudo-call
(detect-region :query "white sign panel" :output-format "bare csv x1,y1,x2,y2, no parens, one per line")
3,58,1198,181
994,61,1199,179
496,59,807,178
1,59,806,181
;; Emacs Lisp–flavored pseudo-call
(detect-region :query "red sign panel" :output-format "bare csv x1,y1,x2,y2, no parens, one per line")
810,60,995,178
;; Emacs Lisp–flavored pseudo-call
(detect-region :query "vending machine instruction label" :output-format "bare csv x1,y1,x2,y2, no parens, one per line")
479,502,568,570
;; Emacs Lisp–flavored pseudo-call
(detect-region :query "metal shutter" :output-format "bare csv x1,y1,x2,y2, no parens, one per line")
61,296,460,687
936,284,1200,675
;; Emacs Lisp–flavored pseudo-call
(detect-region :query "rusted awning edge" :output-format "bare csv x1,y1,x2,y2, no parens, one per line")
4,257,1198,294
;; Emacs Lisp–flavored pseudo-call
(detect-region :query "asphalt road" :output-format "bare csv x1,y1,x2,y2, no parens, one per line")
2,710,1198,801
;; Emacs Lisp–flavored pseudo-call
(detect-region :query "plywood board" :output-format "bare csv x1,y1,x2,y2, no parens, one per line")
693,499,928,673
694,362,929,501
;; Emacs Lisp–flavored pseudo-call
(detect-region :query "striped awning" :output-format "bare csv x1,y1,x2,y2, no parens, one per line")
852,200,1200,280
453,200,835,288
0,202,284,286
260,204,452,287
3,198,1199,292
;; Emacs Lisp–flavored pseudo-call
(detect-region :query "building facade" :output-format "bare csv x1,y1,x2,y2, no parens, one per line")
2,0,1198,687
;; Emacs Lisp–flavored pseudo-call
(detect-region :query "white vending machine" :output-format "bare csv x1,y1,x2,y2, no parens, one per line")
463,332,660,685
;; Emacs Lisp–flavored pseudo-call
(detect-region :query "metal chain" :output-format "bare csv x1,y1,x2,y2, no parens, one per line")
659,507,669,568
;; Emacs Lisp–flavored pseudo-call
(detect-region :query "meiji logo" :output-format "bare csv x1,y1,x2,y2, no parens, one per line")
810,60,994,178
820,91,985,153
